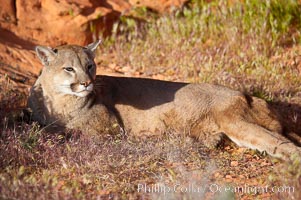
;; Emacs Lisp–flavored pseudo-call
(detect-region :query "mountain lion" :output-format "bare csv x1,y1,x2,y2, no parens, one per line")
28,40,301,160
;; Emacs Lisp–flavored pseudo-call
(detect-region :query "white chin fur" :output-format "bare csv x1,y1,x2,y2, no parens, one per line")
57,84,93,97
75,84,93,97
74,91,91,97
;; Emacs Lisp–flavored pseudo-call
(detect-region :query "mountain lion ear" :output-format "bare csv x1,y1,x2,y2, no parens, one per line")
35,46,57,66
85,40,102,57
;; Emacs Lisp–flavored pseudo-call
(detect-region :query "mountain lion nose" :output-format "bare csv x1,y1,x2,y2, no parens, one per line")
80,81,91,87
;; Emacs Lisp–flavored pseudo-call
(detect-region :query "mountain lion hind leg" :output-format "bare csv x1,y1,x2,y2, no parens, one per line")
219,95,301,159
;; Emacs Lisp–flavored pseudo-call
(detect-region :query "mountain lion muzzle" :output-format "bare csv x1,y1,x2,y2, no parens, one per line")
28,40,301,160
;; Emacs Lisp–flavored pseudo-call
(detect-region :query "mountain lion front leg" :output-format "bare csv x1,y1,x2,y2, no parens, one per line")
66,104,121,135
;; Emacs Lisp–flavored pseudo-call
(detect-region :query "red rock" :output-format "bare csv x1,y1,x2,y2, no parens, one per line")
0,0,16,23
0,0,188,46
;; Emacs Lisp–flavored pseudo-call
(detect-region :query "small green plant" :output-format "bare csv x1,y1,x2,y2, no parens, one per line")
21,123,42,151
68,8,74,17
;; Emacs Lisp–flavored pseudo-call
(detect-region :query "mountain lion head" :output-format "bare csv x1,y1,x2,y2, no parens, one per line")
35,40,101,97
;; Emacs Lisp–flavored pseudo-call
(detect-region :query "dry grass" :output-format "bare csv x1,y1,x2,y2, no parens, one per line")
1,115,288,199
101,0,301,101
1,0,301,199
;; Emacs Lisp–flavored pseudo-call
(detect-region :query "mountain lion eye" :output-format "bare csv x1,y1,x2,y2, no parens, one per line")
64,67,74,72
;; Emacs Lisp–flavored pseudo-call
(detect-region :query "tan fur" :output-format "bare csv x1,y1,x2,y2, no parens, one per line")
28,41,301,160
